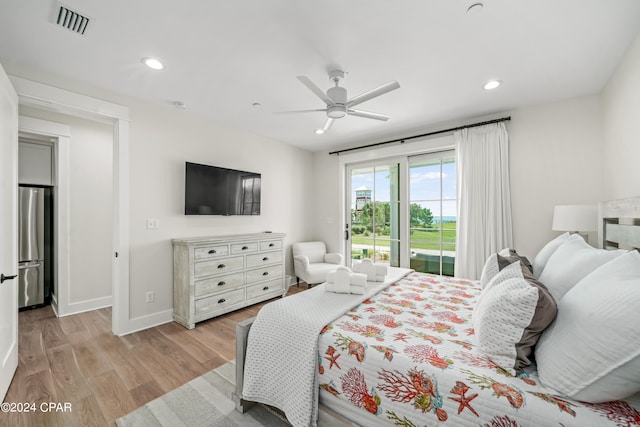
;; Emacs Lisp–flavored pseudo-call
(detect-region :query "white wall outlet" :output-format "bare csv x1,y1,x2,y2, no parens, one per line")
146,291,155,303
146,218,160,230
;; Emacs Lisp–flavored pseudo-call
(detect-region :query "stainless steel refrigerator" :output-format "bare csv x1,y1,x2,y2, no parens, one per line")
18,186,45,308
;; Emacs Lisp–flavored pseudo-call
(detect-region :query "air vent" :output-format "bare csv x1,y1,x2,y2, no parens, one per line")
54,3,91,35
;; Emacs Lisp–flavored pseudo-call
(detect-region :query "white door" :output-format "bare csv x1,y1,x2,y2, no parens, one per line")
0,63,19,400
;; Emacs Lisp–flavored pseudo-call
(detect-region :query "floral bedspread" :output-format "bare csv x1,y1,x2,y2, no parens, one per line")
317,272,640,426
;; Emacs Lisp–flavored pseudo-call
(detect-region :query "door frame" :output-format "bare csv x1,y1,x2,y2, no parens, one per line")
338,135,455,269
10,76,131,336
0,63,18,400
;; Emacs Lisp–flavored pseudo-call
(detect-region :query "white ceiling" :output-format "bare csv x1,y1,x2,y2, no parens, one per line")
1,1,639,152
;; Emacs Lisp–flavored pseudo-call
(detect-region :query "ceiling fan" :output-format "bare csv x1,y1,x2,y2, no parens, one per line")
283,70,400,133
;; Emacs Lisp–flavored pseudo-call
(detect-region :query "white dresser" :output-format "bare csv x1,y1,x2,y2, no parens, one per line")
172,232,286,329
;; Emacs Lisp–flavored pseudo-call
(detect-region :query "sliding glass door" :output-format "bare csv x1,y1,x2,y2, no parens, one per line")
408,152,456,275
346,151,456,276
347,162,401,267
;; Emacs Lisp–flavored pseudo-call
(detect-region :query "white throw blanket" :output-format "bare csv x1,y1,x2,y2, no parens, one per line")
242,267,411,427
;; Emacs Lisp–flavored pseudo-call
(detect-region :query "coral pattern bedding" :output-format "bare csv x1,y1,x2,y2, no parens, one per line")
316,272,640,426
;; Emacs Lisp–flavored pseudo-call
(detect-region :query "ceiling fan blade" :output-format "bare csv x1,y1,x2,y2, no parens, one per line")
346,80,400,108
319,117,335,133
275,109,327,114
347,109,390,121
297,76,333,105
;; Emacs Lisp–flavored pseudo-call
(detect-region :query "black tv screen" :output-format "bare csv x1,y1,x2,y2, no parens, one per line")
185,162,261,215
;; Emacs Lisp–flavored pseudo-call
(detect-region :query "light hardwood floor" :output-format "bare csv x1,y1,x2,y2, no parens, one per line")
2,284,307,427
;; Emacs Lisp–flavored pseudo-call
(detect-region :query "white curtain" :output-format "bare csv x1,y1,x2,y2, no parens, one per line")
454,122,513,280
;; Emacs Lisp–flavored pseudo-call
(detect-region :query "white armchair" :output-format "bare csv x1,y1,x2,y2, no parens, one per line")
292,241,343,287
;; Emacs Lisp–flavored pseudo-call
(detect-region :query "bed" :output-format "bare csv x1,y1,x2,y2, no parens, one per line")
234,197,640,427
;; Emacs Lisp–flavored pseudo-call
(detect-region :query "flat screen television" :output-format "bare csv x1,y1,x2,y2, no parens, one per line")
184,162,261,215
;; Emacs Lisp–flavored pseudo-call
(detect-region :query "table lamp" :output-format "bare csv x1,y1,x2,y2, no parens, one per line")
552,204,598,243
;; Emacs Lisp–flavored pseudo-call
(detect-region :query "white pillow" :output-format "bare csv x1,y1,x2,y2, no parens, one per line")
538,233,626,300
532,232,570,277
536,251,640,402
473,261,557,375
479,248,532,290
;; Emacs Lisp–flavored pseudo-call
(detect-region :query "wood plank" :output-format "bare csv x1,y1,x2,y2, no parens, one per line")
46,344,93,403
93,333,153,390
71,338,114,380
87,370,138,422
128,379,165,407
73,395,110,427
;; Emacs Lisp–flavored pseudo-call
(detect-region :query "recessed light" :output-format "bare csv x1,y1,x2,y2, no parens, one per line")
142,57,164,70
483,80,502,90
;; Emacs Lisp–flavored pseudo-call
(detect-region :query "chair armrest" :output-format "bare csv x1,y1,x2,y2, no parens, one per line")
324,252,343,265
293,255,310,269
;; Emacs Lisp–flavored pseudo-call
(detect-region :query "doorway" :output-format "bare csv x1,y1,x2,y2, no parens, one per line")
12,75,130,335
19,113,114,316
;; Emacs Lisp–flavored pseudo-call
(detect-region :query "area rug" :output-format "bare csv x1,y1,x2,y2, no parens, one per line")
116,360,290,427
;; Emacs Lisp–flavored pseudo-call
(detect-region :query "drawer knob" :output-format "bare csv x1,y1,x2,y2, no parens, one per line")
217,264,226,269
218,298,226,304
217,281,226,286
269,243,274,247
262,271,269,276
208,249,217,254
262,257,269,261
242,246,249,250
263,286,269,291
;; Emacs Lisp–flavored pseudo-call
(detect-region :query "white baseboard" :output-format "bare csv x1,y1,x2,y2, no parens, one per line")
118,309,174,336
58,295,113,317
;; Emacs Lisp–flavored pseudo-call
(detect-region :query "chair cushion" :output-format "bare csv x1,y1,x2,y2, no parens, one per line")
305,263,340,284
292,241,327,264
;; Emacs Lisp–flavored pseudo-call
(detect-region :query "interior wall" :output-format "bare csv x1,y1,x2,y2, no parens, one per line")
602,31,640,200
508,95,603,258
19,106,113,306
127,99,315,318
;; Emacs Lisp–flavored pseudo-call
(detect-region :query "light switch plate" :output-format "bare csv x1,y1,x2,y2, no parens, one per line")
146,218,160,229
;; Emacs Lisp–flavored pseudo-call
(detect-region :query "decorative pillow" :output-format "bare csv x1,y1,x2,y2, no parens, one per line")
479,248,532,290
536,251,640,402
532,232,570,277
538,233,627,300
473,261,557,375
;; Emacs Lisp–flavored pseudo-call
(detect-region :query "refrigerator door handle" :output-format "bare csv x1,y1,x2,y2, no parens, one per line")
19,263,41,269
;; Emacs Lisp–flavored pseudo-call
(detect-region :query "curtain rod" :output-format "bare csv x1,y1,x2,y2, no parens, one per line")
329,116,511,155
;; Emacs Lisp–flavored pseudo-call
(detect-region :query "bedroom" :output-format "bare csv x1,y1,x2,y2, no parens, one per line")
0,0,639,426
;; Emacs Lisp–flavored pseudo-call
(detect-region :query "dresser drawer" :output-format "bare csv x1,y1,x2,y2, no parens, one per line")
194,272,244,297
246,278,284,300
194,244,229,260
246,264,282,283
195,288,245,316
194,256,244,278
230,241,258,254
260,239,282,251
246,250,283,268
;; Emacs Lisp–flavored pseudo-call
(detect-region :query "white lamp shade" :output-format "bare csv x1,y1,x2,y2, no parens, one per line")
552,204,598,232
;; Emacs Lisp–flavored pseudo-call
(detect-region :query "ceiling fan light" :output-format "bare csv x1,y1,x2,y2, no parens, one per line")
327,105,346,118
315,129,324,134
142,57,164,70
483,80,502,90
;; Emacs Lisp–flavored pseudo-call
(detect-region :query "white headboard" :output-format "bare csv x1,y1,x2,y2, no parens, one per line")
598,197,640,250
